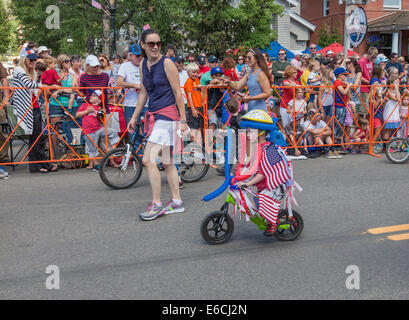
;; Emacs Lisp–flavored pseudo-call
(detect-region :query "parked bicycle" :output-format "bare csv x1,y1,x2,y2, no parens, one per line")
99,121,210,189
385,137,409,164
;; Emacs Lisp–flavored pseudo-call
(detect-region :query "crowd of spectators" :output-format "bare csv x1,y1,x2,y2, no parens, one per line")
1,39,409,179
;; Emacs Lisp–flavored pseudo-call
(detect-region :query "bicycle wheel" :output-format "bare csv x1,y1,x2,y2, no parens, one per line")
99,147,143,189
385,138,409,164
200,211,234,245
178,144,209,183
274,209,303,241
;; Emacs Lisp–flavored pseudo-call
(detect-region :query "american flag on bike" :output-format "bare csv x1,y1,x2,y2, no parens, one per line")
258,190,281,225
259,144,292,191
257,144,293,225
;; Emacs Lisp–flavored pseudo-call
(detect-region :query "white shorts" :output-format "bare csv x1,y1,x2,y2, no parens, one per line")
147,120,176,146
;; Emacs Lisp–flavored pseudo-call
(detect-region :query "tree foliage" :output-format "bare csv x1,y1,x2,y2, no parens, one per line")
0,0,12,54
180,0,283,57
317,27,342,48
10,0,284,57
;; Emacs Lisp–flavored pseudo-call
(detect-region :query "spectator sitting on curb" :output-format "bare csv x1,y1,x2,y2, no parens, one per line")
284,112,309,160
304,109,342,159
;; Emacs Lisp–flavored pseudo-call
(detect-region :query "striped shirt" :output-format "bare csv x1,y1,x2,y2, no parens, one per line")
79,72,109,109
12,66,40,134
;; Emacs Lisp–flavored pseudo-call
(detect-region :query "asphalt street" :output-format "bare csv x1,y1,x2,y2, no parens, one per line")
0,153,408,300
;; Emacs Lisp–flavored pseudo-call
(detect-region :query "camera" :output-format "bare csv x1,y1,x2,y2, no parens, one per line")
97,110,104,118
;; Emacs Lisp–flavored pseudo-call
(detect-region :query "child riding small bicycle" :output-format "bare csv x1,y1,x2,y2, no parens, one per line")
236,110,296,236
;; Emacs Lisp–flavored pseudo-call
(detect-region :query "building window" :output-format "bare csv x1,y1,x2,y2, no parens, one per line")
323,0,330,16
383,0,401,9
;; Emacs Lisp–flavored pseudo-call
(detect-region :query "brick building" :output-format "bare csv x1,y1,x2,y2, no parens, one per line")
300,0,409,58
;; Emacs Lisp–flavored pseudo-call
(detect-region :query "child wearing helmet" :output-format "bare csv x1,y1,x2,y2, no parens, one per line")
237,109,296,236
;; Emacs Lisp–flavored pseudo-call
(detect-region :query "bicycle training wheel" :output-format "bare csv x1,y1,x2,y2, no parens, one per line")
385,138,409,164
99,147,143,189
274,209,304,241
178,144,209,183
200,211,234,245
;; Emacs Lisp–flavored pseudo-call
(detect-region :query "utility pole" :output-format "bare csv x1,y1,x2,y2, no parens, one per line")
109,0,117,55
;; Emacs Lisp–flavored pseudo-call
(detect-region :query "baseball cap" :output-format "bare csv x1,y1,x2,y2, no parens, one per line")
85,55,101,67
91,89,103,97
211,67,223,75
38,46,51,54
175,55,184,63
197,55,206,66
129,43,142,56
20,47,38,60
294,51,302,57
326,50,334,55
334,67,349,76
208,55,218,63
376,54,389,64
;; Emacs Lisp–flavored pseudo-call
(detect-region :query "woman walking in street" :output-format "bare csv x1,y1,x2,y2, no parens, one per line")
127,29,188,221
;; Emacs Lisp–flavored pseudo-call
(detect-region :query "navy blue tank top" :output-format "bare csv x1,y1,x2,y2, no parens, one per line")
142,56,176,121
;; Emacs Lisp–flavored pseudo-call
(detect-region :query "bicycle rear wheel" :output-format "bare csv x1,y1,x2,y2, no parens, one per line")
99,147,143,189
385,138,409,164
274,209,303,241
178,144,209,183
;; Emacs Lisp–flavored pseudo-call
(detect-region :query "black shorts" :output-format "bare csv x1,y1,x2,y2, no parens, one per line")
188,107,204,130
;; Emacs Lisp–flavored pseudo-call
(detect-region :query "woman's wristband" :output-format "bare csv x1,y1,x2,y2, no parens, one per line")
180,119,187,124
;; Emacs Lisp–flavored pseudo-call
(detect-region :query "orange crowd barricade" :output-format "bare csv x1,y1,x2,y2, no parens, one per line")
1,84,409,168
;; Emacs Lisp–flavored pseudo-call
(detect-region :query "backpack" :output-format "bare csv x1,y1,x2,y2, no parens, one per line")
58,153,84,169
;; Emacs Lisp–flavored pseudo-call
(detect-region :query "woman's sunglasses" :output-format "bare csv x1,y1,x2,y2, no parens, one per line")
64,60,71,63
29,58,37,63
146,41,162,49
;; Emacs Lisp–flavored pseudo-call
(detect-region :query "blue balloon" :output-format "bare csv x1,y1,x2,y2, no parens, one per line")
203,129,234,201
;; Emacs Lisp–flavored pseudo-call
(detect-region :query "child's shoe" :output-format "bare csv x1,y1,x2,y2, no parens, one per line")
263,223,277,237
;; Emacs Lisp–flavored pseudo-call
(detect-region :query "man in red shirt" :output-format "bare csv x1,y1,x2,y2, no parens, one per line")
358,47,378,116
197,55,210,79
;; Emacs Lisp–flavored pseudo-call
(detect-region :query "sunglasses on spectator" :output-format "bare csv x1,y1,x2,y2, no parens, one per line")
64,60,71,63
146,41,162,49
310,47,316,50
279,52,286,55
29,58,37,62
238,58,244,60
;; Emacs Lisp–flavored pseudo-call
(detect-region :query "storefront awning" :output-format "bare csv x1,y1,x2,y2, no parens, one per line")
368,11,409,32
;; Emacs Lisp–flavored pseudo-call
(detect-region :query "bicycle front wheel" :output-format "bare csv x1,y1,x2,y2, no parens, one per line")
385,138,409,164
99,147,143,189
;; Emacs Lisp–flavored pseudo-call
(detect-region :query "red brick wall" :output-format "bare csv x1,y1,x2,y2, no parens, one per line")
301,0,408,56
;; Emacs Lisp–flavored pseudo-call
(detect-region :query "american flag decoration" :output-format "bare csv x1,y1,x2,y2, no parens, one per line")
257,144,293,225
91,0,102,10
259,144,292,191
142,24,151,31
258,191,281,225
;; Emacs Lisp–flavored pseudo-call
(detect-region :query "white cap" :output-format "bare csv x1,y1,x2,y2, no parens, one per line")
294,51,302,56
85,55,101,67
327,50,334,55
92,89,103,97
38,46,51,54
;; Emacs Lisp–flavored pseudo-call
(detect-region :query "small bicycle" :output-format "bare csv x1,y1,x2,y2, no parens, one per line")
200,184,304,245
99,121,210,189
200,127,303,245
385,137,409,164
